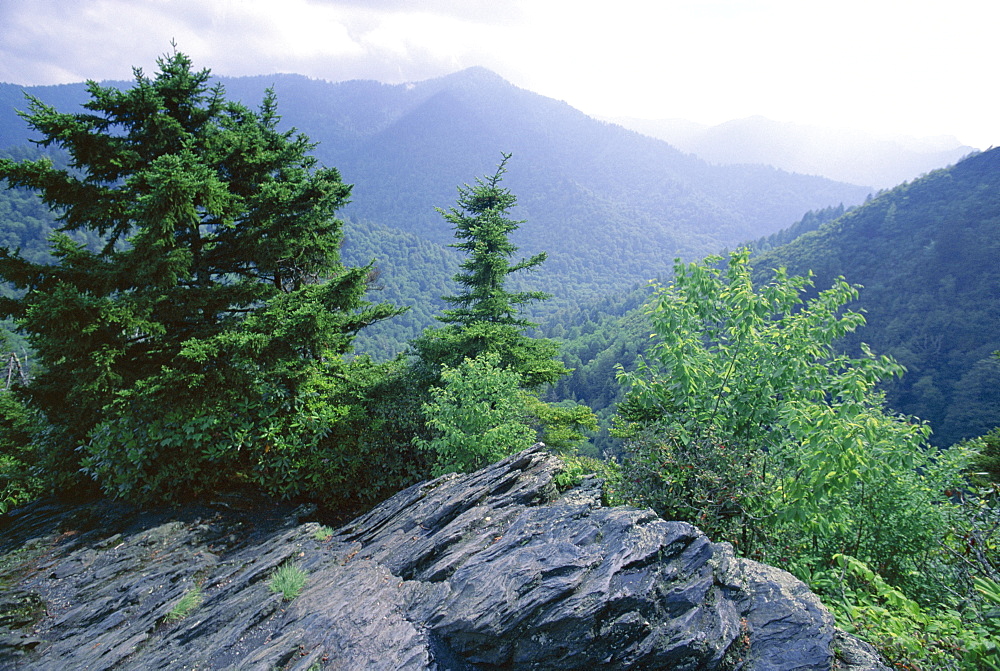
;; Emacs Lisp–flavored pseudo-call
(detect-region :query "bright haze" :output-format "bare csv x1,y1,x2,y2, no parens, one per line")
0,0,995,151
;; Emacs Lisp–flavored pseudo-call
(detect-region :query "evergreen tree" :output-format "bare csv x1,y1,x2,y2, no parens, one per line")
411,156,595,474
413,154,567,387
0,50,403,501
438,153,549,327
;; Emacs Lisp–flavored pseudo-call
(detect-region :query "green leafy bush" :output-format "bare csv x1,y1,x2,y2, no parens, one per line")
612,249,987,664
613,424,765,546
615,250,967,569
831,554,1000,670
0,388,43,513
81,353,424,505
415,352,536,477
553,454,618,493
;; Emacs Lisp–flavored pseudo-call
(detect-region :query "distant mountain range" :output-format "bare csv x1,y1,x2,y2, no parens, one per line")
1,66,996,445
1,68,871,318
607,115,976,190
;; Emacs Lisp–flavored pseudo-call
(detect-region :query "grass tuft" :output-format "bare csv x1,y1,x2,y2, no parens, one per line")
164,586,203,623
312,525,333,541
268,560,308,601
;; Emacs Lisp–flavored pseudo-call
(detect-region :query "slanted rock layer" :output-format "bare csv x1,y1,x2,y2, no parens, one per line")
0,445,886,670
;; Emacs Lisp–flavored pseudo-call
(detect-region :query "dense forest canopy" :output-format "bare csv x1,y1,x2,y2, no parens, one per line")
753,148,1000,446
542,151,1000,451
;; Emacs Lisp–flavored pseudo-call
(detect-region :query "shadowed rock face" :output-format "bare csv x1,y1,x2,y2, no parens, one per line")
0,446,886,670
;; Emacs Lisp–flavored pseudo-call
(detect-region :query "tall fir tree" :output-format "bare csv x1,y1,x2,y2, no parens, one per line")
413,154,567,388
411,156,595,474
0,49,404,501
437,153,549,327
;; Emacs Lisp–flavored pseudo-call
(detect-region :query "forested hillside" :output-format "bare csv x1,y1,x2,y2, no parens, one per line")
0,147,102,266
753,147,1000,446
1,69,870,334
224,69,871,309
553,149,1000,449
1,72,994,444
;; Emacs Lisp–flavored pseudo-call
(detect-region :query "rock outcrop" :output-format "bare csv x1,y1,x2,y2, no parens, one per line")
0,445,886,670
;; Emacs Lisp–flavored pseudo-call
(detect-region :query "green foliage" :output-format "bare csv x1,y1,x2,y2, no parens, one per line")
523,396,597,452
0,147,103,272
611,424,765,545
312,525,334,542
408,157,599,475
415,352,536,477
553,453,619,493
615,250,968,586
413,320,567,389
413,155,569,390
164,586,203,623
941,482,1000,602
550,150,1000,455
436,153,549,328
831,554,1000,670
81,353,424,505
415,351,598,477
612,249,995,666
0,387,44,513
0,50,404,503
407,157,594,473
268,560,308,601
341,220,461,359
963,426,1000,487
753,149,1000,446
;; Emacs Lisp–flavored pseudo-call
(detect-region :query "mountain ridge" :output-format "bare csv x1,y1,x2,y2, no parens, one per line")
2,66,871,355
752,147,1000,445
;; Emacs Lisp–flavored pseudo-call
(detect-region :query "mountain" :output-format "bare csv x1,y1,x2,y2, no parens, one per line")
217,70,872,307
551,148,1000,449
752,147,1000,446
1,68,871,347
608,115,976,189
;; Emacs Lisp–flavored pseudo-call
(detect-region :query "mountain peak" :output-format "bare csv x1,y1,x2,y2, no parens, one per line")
441,66,509,84
416,66,515,95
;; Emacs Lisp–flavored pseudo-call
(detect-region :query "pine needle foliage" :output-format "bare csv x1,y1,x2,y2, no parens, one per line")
437,153,549,328
0,49,404,501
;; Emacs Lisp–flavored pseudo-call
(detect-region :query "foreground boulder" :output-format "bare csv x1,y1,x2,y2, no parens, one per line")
0,445,885,670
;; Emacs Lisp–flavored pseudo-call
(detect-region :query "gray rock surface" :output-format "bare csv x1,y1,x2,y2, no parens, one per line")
0,445,887,670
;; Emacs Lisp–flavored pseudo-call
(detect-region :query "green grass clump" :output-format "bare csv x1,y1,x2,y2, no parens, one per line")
164,586,203,623
268,560,308,601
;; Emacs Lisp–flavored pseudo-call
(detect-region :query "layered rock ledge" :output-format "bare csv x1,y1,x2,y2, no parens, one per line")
0,445,885,670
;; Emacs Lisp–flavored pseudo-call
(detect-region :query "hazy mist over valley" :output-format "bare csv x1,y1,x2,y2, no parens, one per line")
607,115,978,189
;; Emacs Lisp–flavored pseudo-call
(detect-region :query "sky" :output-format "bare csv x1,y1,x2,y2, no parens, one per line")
0,0,996,149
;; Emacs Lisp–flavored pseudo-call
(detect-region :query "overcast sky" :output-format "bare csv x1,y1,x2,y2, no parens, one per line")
0,0,995,149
